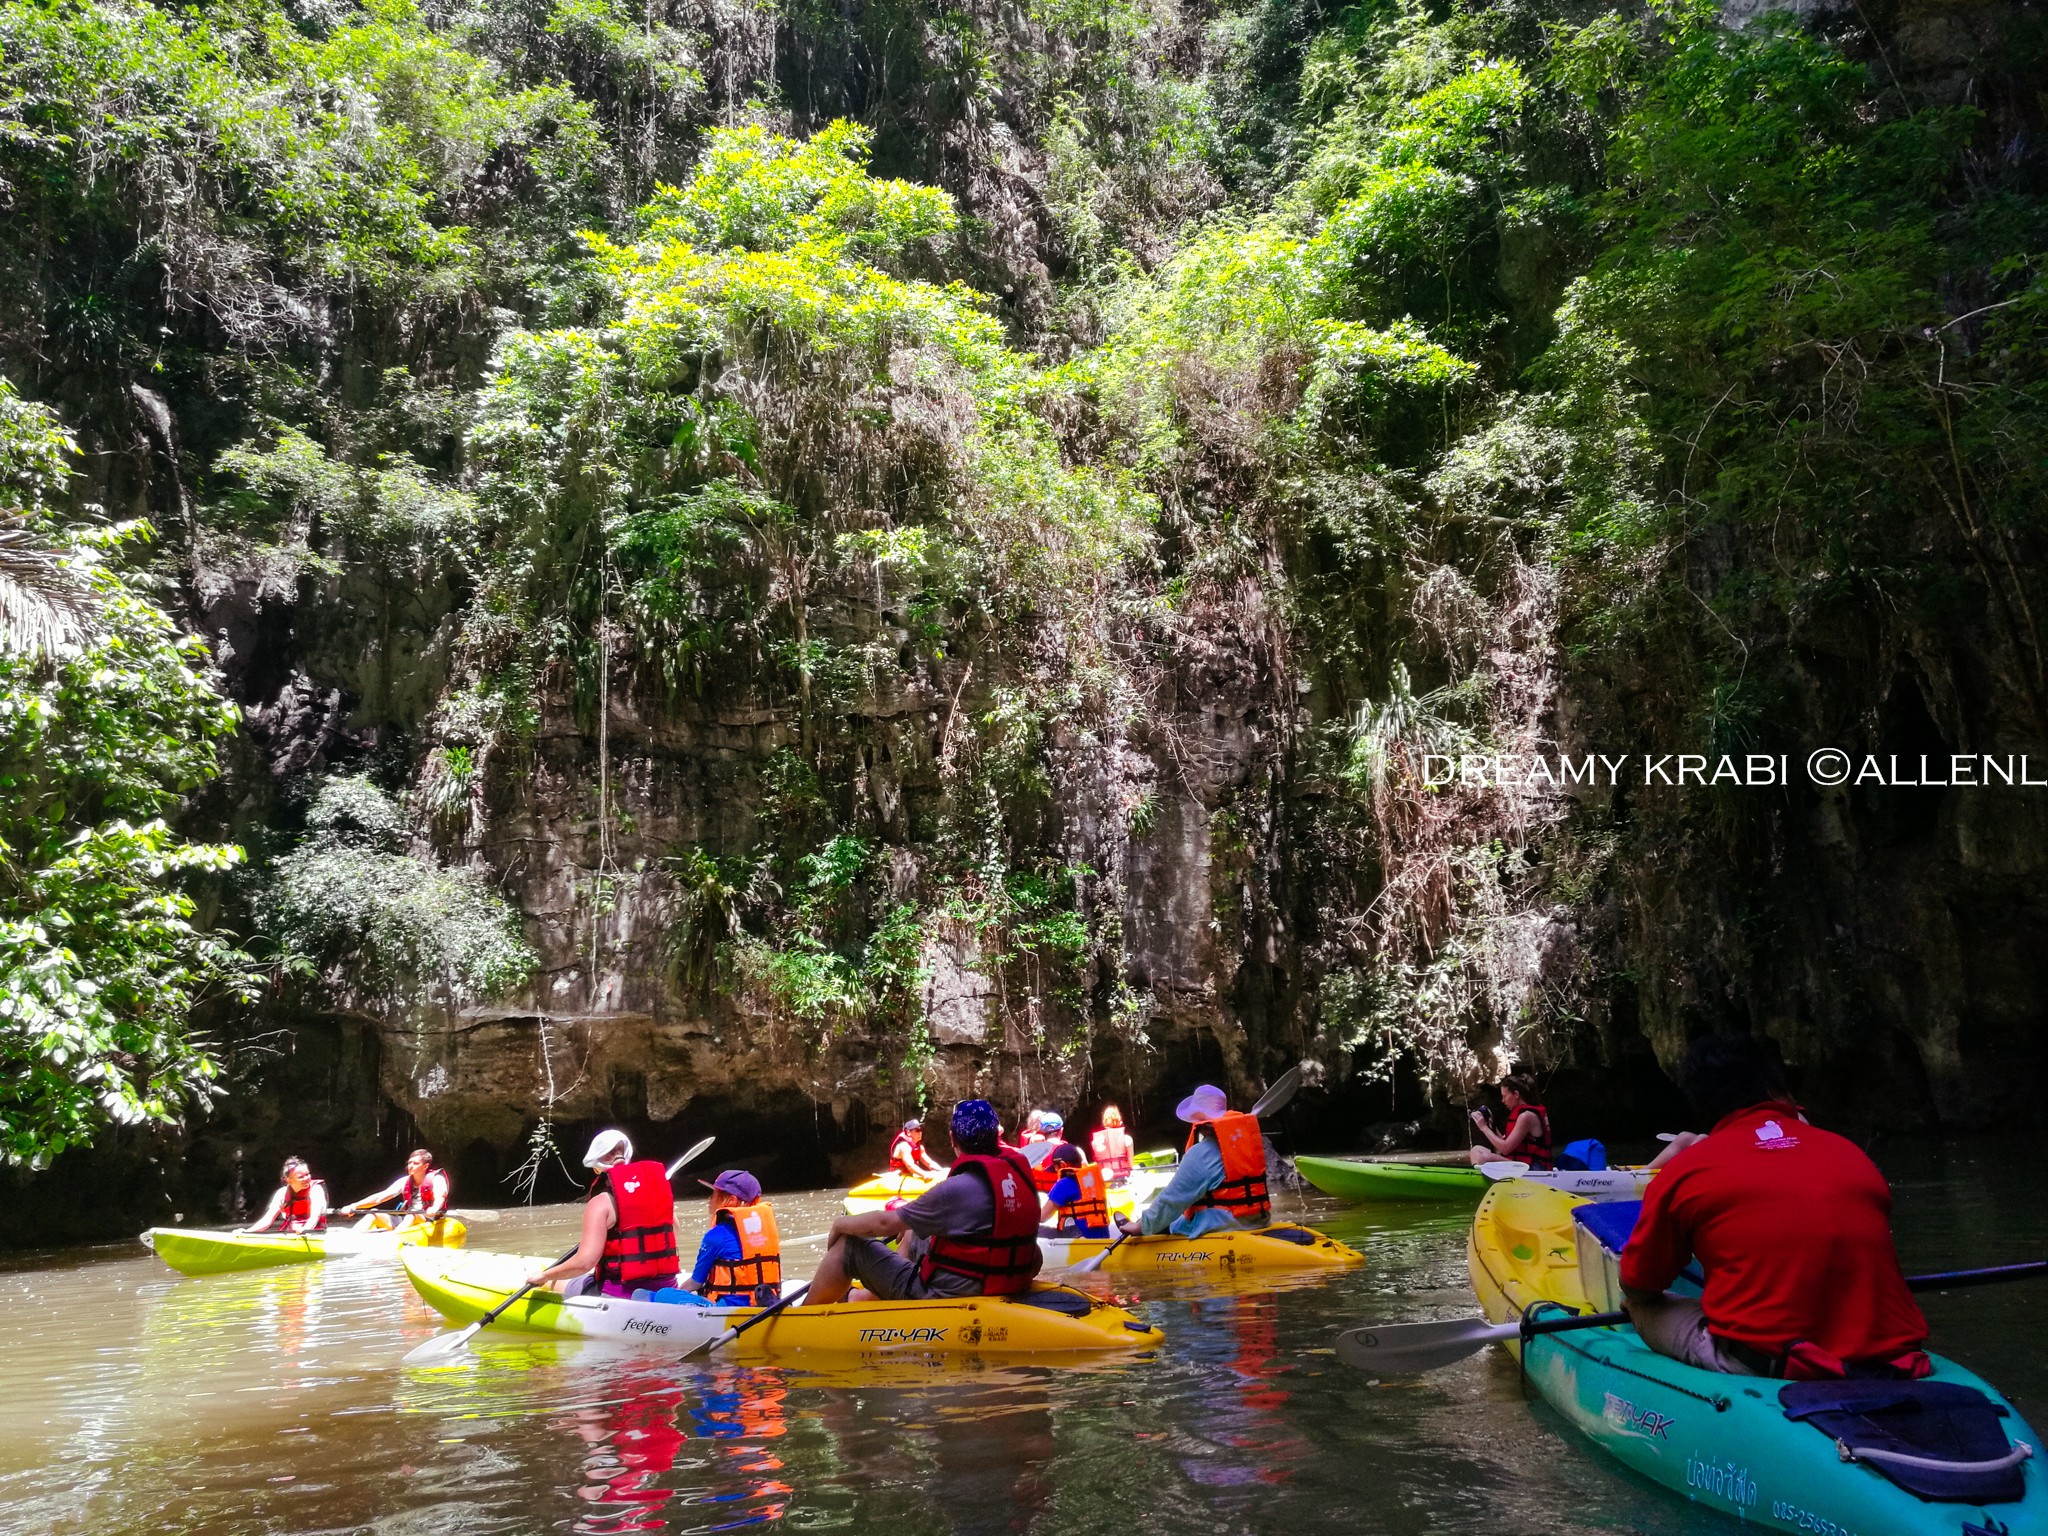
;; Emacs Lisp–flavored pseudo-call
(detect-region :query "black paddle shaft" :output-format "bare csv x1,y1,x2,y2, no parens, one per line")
1907,1259,2048,1292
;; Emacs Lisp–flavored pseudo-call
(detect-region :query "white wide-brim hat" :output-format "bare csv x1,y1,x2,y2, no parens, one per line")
582,1129,633,1168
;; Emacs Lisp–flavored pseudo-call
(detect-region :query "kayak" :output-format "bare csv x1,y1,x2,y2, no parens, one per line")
1039,1223,1363,1275
401,1247,1164,1357
1296,1155,1651,1204
844,1164,1176,1217
143,1216,467,1277
843,1170,942,1213
1469,1181,2047,1536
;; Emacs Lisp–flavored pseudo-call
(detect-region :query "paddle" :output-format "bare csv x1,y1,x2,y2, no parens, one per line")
667,1137,716,1181
678,1283,812,1360
403,1138,718,1365
1476,1160,1531,1182
1072,1064,1306,1275
1334,1259,2048,1375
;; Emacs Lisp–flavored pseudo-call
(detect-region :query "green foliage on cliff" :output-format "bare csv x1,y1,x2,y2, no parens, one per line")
0,393,254,1166
0,0,2041,1135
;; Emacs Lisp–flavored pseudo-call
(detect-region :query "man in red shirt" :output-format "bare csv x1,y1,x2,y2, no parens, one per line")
1621,1034,1929,1378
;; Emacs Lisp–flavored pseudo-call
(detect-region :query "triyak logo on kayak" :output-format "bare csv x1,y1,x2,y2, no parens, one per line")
1753,1119,1800,1150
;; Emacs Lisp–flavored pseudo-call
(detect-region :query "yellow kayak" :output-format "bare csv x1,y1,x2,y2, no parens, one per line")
1038,1223,1363,1275
842,1170,942,1213
402,1247,1164,1357
143,1216,466,1277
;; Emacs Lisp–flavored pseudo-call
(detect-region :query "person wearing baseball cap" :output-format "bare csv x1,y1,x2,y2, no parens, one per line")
526,1129,681,1298
1114,1083,1271,1239
888,1118,945,1180
803,1098,1043,1304
673,1168,783,1307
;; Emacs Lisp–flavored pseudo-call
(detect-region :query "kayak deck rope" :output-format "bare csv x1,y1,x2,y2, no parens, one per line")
1837,1440,2034,1473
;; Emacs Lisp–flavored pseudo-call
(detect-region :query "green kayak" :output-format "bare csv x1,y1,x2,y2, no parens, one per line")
1295,1155,1486,1202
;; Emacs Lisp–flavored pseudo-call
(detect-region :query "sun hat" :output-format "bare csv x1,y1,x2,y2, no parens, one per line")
582,1129,634,1168
701,1169,762,1203
1174,1084,1230,1123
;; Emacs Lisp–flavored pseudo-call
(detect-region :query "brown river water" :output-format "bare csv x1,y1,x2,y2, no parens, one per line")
0,1139,2042,1536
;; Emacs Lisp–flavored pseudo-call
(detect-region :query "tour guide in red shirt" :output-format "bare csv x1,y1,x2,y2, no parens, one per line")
1621,1034,1930,1379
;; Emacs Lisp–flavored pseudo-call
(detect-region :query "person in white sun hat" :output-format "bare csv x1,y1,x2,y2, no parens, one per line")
1116,1084,1272,1238
525,1130,681,1298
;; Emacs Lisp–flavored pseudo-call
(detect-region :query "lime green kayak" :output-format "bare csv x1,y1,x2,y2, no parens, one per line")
142,1217,467,1277
1295,1155,1487,1202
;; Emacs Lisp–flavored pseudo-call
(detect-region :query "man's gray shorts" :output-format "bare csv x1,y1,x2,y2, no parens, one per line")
840,1236,980,1301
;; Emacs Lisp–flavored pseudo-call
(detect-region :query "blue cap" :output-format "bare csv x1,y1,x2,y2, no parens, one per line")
951,1098,1001,1143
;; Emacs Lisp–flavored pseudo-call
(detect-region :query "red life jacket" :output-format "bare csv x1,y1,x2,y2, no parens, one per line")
707,1202,782,1304
918,1150,1044,1296
268,1179,327,1232
399,1169,449,1215
1053,1162,1110,1236
1184,1113,1270,1224
596,1160,679,1288
1509,1103,1555,1171
1091,1126,1134,1182
889,1135,926,1178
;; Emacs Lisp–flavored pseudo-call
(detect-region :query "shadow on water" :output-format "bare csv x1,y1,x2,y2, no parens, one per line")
0,1143,2043,1535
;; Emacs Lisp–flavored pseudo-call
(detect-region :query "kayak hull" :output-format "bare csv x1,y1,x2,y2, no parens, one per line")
402,1248,1164,1357
1470,1181,2048,1536
143,1217,467,1277
845,1167,1173,1218
1039,1224,1364,1275
1296,1155,1650,1204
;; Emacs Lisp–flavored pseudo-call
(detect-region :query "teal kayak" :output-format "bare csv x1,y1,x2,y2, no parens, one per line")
1471,1181,2048,1536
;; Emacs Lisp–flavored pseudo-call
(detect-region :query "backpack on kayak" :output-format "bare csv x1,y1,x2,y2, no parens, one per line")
1557,1138,1607,1171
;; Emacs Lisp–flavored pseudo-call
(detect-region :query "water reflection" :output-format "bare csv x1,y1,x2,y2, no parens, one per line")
1,1150,2044,1536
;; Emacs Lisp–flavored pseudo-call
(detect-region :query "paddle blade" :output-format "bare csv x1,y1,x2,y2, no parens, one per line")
1250,1064,1303,1119
1070,1249,1110,1275
403,1323,481,1366
1478,1160,1530,1182
1334,1316,1518,1374
666,1136,717,1179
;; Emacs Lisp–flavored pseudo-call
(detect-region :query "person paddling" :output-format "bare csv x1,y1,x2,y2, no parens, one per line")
803,1099,1042,1303
1466,1074,1555,1168
1622,1034,1930,1379
673,1170,782,1307
1116,1084,1270,1238
526,1131,681,1298
1090,1105,1135,1184
888,1119,946,1180
337,1148,449,1229
243,1157,329,1234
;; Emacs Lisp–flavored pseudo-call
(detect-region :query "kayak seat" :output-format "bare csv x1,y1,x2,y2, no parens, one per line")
1572,1199,1642,1257
1781,1380,2030,1503
1257,1226,1320,1245
1011,1287,1094,1317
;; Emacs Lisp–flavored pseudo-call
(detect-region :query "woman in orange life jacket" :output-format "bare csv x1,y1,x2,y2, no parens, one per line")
1091,1105,1135,1184
888,1119,945,1180
337,1148,450,1230
803,1098,1042,1303
1466,1073,1556,1169
527,1130,682,1298
668,1168,783,1307
242,1157,330,1234
1037,1144,1112,1237
1116,1084,1271,1239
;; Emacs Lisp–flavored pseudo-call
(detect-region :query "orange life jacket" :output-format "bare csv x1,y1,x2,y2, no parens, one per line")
270,1180,327,1232
596,1160,679,1288
918,1149,1044,1296
1091,1125,1134,1182
1027,1143,1083,1194
706,1201,782,1304
1184,1112,1270,1224
1052,1162,1111,1236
